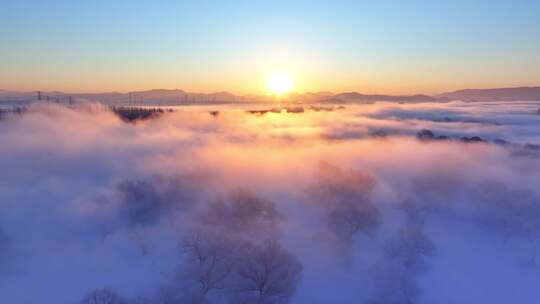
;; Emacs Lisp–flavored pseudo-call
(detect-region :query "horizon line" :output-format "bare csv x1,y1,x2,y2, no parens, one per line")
3,85,540,97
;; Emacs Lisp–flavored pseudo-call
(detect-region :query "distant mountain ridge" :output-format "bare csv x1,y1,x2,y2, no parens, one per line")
332,92,437,102
439,87,540,101
1,86,540,104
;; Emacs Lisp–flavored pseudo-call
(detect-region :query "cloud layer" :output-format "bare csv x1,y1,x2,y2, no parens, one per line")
1,101,540,303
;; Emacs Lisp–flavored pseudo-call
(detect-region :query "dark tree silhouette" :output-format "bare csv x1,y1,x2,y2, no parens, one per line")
416,129,434,141
111,107,173,123
229,239,302,304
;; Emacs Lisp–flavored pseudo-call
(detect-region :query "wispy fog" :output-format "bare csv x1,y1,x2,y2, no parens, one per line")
1,101,540,303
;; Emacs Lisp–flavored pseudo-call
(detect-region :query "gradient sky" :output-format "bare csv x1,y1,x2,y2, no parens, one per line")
1,0,539,94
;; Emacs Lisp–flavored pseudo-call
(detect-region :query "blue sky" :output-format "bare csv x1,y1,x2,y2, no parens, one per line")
1,0,539,94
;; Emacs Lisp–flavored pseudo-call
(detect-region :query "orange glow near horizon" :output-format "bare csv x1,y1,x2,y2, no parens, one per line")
3,65,539,96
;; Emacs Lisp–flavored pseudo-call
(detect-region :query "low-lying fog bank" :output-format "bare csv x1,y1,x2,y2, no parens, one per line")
1,101,540,303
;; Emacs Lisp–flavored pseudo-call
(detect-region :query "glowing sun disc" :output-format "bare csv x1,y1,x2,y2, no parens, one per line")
267,71,294,95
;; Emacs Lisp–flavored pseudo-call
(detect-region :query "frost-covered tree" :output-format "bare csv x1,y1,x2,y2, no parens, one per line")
199,190,284,239
309,162,380,247
368,225,435,304
200,190,283,238
168,229,302,304
115,175,201,228
163,188,299,304
173,230,240,304
229,240,302,304
327,199,380,244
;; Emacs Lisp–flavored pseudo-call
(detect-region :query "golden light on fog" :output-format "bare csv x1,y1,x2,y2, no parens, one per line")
267,71,294,95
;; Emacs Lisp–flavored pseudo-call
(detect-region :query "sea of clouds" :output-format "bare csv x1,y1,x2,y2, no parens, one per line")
1,101,540,303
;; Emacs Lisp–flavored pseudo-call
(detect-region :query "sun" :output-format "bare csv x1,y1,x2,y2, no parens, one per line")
267,71,294,95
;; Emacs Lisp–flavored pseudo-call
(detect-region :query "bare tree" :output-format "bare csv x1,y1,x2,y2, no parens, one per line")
116,175,201,228
309,162,380,247
327,200,380,244
229,239,302,304
168,229,240,304
172,230,302,304
114,176,202,255
311,162,376,202
200,190,284,238
368,225,435,304
161,186,299,304
81,287,126,304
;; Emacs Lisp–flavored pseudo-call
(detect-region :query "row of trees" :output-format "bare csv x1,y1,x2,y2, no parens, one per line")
169,233,302,304
81,163,540,304
82,190,302,304
167,191,301,304
0,107,27,120
111,107,174,123
80,164,389,303
77,164,540,303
